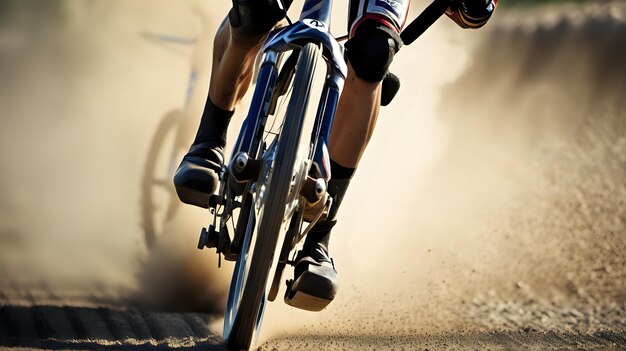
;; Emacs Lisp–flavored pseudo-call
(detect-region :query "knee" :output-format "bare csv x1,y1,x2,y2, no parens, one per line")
345,22,401,83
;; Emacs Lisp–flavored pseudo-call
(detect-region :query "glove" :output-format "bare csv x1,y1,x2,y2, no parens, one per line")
447,0,497,29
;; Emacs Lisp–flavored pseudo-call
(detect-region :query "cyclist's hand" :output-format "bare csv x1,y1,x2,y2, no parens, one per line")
447,0,497,29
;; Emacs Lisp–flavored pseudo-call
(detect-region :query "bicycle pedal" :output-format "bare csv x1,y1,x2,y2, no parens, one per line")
285,279,293,291
208,194,222,209
198,225,219,250
223,252,238,262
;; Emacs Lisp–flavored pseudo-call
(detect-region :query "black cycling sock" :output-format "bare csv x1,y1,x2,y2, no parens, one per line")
303,160,354,252
193,97,234,148
330,159,355,180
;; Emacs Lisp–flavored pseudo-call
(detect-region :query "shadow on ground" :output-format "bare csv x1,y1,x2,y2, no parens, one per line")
0,304,225,350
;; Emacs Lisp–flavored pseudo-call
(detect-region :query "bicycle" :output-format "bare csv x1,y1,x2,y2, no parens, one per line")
193,0,451,349
140,26,210,249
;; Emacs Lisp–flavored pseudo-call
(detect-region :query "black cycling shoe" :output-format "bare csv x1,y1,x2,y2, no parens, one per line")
173,142,224,209
285,236,338,312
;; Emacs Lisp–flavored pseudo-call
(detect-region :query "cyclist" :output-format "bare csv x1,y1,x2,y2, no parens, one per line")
174,0,497,310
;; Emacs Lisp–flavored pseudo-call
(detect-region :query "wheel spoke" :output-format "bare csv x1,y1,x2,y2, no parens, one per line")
224,43,322,351
140,110,184,249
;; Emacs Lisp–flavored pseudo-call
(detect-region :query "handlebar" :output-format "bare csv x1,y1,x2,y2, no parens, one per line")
400,0,452,45
141,32,197,46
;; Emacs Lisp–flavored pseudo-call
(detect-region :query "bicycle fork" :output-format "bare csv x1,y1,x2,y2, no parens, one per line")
196,8,348,265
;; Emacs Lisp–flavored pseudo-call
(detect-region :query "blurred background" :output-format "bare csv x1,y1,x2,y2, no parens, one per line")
0,0,624,348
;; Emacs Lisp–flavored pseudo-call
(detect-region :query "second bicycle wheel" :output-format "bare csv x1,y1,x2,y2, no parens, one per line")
141,109,187,249
224,43,323,351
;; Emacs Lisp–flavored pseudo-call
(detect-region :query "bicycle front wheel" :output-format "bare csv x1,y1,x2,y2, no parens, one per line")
224,43,322,351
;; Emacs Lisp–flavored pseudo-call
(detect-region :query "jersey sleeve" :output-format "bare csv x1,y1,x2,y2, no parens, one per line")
445,0,498,29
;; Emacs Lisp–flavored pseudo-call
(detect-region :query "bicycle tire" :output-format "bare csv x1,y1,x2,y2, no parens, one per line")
140,110,186,248
225,43,322,351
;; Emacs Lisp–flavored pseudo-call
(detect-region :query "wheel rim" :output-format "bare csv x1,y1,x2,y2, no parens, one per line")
224,144,277,345
224,199,256,338
222,43,323,350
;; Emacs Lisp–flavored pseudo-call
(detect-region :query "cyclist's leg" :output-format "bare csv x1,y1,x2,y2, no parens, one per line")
330,0,408,167
329,63,382,168
305,0,409,245
209,17,268,110
290,0,409,308
174,1,291,208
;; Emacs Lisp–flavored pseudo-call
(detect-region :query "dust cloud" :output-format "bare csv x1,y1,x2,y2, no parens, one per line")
0,0,232,310
259,0,626,342
0,0,624,345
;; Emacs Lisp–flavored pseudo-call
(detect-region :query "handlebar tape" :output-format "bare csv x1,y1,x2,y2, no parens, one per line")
400,0,452,45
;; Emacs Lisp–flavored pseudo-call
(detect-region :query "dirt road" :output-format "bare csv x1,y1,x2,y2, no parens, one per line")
0,303,623,350
0,1,624,350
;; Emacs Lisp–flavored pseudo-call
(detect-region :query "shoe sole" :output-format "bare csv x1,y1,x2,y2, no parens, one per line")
284,270,335,312
285,289,333,312
175,185,210,209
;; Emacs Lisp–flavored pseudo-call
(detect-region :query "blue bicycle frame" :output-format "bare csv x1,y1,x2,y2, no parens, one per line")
231,0,348,181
